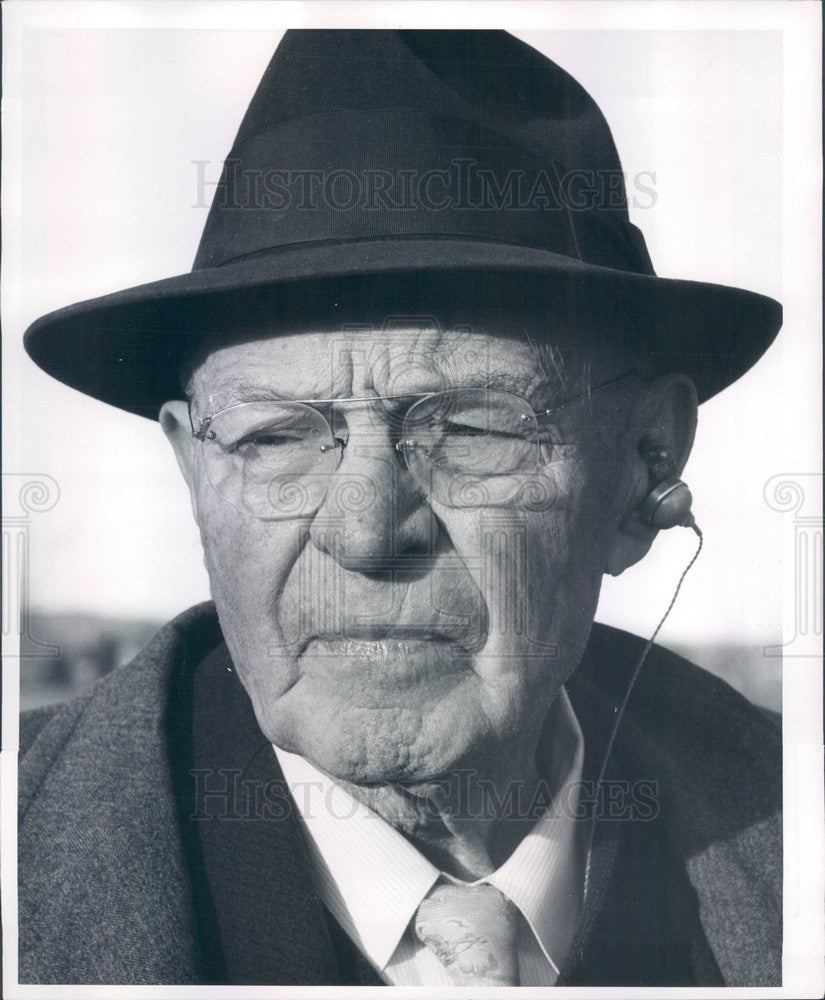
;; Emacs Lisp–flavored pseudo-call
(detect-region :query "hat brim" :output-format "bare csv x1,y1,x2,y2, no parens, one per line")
24,237,782,419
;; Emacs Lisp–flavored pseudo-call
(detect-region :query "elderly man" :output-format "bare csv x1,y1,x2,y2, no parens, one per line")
19,30,782,987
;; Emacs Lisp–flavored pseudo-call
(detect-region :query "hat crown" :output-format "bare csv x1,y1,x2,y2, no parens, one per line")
194,30,653,275
233,30,622,176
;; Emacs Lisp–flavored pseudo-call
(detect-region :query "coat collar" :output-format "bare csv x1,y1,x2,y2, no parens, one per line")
18,604,223,984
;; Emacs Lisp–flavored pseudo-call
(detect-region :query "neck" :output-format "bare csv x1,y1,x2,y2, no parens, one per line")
340,698,568,881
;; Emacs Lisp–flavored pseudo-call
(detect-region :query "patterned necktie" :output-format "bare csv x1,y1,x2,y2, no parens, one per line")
414,882,520,986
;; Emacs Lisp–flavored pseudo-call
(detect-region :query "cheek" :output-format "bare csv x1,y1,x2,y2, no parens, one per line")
438,466,611,658
193,476,307,675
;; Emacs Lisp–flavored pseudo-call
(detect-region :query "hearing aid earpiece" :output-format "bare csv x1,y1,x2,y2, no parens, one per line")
639,442,695,530
641,477,695,529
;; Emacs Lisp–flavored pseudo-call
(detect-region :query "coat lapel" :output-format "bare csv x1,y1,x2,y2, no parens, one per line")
566,624,781,986
560,669,724,985
184,641,343,984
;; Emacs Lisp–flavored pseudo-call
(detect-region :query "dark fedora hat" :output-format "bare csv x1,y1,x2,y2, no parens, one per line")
24,29,781,419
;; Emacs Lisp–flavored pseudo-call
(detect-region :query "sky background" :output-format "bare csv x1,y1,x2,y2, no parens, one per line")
4,17,802,671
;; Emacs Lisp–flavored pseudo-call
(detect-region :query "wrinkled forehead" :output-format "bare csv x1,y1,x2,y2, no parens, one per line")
190,324,584,412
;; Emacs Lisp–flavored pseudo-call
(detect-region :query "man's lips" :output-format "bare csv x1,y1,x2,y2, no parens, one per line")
297,623,483,655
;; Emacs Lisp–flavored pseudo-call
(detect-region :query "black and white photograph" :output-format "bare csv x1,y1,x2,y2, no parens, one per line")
2,1,822,994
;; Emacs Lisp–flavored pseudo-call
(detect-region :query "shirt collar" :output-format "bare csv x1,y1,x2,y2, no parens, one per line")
485,687,585,974
274,686,585,975
274,746,440,969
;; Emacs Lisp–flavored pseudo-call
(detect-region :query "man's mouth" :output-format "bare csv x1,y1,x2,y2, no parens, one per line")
297,622,484,658
298,629,476,687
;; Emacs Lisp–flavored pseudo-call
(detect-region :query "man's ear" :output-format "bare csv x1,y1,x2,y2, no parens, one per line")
604,374,698,577
159,400,198,516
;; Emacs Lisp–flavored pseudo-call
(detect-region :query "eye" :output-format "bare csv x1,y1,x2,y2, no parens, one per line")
228,426,310,452
445,421,488,438
445,421,523,440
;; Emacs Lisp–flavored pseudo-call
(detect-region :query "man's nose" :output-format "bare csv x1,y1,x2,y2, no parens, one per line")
308,431,438,573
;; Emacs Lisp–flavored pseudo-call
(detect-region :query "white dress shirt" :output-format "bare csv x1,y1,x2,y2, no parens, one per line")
274,688,585,987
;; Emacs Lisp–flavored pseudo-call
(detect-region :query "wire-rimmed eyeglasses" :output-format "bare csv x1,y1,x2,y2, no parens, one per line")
189,371,635,519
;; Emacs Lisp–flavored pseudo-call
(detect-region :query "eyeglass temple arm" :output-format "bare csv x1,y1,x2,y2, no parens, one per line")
536,370,638,419
188,402,215,442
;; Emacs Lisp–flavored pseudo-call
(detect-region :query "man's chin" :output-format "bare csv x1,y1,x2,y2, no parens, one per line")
274,698,477,789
